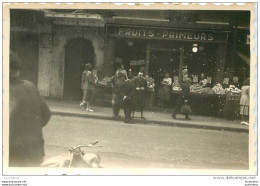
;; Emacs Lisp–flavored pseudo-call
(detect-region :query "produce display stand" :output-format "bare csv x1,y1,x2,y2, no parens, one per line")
223,93,241,120
172,91,227,117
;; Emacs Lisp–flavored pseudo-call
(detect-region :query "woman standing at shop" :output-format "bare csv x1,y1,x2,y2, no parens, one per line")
240,78,250,126
158,73,172,108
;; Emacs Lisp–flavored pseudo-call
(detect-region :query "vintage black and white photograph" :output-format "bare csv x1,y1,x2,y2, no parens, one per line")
3,3,257,175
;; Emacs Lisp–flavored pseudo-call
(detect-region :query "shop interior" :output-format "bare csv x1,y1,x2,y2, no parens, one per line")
115,38,218,87
113,37,249,118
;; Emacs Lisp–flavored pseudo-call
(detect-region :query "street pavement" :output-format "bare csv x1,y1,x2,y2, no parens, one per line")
46,99,249,132
43,115,249,170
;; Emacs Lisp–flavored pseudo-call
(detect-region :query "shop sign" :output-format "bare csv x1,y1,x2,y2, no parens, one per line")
233,77,239,84
174,76,179,82
130,60,145,66
192,75,199,83
107,25,228,43
207,77,212,84
223,78,229,85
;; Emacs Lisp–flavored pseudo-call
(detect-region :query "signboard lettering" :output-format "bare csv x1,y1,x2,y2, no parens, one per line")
108,25,227,43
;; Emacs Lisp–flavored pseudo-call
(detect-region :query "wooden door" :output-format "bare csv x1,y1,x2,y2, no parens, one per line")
63,38,94,100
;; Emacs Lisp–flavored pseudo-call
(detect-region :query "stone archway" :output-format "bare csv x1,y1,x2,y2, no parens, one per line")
50,28,104,99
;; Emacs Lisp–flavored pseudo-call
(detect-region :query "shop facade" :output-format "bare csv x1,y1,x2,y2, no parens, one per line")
106,24,229,83
10,9,250,116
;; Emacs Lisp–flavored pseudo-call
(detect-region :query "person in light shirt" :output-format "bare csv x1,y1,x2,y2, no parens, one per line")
158,73,172,108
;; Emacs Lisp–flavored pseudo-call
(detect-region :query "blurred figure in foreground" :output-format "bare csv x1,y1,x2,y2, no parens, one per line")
9,52,51,167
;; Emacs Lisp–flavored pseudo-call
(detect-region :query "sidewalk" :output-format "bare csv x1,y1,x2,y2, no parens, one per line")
46,99,249,132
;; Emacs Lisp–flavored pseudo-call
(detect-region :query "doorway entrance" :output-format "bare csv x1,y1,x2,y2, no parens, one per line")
63,38,94,100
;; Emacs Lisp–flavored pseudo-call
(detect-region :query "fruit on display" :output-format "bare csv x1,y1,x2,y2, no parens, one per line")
201,87,212,94
212,83,226,95
225,85,241,94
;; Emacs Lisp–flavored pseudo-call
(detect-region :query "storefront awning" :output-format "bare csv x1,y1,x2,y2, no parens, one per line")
237,52,250,66
44,12,105,27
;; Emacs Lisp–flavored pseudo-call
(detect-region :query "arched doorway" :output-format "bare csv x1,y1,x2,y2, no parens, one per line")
63,38,94,101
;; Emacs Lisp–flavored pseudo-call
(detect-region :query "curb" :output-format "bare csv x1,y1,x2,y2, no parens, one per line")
51,111,249,133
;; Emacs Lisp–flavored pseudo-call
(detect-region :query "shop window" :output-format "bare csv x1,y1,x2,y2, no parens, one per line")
114,38,146,76
183,43,217,86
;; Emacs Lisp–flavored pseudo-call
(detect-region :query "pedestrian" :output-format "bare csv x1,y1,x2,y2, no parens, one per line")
79,63,92,110
9,52,51,167
240,78,250,126
172,78,192,120
110,71,126,119
85,66,97,112
121,76,135,124
132,72,147,119
158,73,172,108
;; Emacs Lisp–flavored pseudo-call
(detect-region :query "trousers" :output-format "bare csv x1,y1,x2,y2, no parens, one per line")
112,93,122,116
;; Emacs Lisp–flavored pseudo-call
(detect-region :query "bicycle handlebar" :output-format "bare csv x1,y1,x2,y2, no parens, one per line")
71,141,102,150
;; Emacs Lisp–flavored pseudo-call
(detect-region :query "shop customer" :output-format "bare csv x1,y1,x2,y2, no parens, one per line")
80,63,96,112
80,63,92,110
132,72,147,119
86,67,98,112
121,76,135,124
9,52,51,167
158,73,172,108
172,78,192,120
110,71,126,119
240,78,250,126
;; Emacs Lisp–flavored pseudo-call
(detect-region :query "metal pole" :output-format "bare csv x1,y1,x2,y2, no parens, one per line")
178,43,184,82
145,41,151,76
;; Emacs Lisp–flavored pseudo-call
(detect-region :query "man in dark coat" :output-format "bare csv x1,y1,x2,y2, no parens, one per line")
121,77,135,123
132,72,147,119
9,52,51,167
110,71,126,119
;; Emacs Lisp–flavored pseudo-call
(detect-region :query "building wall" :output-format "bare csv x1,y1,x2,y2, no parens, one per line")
103,36,115,77
38,26,105,98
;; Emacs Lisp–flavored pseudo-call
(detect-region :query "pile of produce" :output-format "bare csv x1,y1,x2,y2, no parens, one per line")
207,89,215,94
172,82,181,91
201,87,212,94
190,84,203,93
212,83,225,95
225,85,241,94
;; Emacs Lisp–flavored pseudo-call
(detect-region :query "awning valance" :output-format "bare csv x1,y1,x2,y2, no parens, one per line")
44,12,105,27
237,52,250,66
